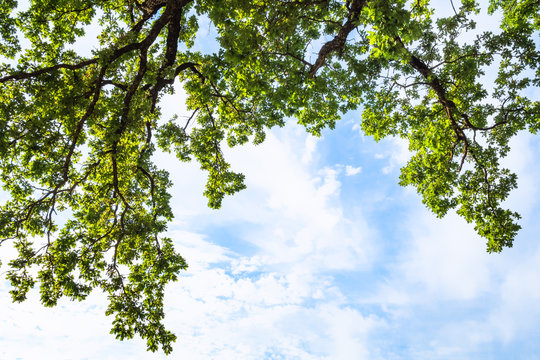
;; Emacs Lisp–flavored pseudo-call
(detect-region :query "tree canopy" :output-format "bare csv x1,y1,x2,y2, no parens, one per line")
0,0,538,354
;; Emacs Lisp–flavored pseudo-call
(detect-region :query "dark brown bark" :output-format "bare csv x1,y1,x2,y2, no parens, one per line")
309,0,367,77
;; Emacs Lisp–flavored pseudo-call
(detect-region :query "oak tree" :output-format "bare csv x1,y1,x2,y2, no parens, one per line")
0,0,538,354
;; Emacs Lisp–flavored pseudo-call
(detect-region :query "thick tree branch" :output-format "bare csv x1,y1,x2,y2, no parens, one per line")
62,66,107,183
309,0,366,77
0,59,98,83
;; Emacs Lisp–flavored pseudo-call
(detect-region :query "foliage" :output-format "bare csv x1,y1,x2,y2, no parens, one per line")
0,0,538,354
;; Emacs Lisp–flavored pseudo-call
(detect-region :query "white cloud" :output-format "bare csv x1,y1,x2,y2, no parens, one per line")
374,137,409,175
398,211,492,301
160,260,385,359
169,230,233,271
345,165,362,176
184,124,377,273
152,124,382,358
499,132,540,218
302,135,320,165
486,242,540,344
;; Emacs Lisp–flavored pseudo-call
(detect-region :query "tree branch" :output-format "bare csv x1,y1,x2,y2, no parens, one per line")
309,0,366,77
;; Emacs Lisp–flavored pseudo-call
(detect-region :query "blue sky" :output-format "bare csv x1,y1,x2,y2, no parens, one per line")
2,1,540,359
